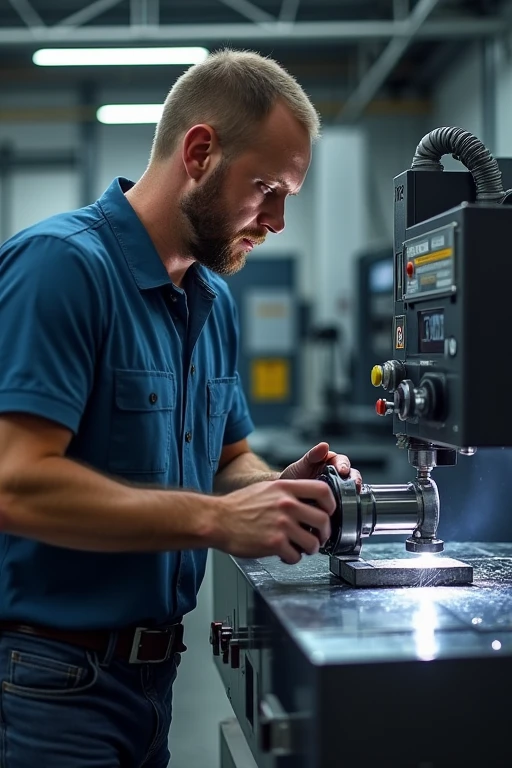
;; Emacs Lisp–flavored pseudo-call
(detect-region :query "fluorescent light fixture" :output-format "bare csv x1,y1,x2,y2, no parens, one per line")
97,104,164,124
33,47,209,67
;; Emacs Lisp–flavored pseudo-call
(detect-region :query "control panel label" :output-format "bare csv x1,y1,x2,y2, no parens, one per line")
394,315,405,350
404,224,455,300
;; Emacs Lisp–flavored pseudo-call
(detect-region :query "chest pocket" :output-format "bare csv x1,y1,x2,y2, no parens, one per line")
109,370,176,476
208,377,237,473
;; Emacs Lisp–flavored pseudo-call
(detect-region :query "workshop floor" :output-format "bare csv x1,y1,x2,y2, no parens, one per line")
169,556,234,768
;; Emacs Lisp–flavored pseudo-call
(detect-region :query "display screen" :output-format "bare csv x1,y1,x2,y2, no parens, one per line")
418,309,444,353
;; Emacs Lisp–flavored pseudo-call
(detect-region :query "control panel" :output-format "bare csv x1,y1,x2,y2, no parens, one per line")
371,155,512,450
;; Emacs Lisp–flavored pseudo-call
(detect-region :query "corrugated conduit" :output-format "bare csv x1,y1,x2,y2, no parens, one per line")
411,127,506,204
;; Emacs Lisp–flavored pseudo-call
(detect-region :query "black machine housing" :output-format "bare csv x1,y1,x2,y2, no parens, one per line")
392,157,512,449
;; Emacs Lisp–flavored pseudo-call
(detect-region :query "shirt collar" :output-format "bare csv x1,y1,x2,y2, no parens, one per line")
98,177,218,299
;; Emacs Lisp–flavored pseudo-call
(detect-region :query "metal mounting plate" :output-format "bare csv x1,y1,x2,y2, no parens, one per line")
329,556,473,587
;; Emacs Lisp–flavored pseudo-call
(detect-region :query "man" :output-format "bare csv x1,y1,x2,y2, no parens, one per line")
0,49,361,766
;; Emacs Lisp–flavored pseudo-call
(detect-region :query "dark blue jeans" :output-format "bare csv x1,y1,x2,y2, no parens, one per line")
0,630,180,767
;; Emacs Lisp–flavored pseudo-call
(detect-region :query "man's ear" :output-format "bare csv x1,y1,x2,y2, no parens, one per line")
182,124,221,181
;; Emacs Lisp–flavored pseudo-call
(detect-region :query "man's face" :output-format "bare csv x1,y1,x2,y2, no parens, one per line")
180,101,312,275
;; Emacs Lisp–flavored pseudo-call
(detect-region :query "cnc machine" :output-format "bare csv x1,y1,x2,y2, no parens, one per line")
213,130,512,768
318,127,512,586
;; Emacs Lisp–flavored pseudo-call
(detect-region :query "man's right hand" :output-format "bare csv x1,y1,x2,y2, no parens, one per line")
214,479,336,564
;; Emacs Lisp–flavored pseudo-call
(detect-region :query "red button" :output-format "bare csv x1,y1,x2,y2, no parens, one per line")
406,261,414,278
375,399,388,416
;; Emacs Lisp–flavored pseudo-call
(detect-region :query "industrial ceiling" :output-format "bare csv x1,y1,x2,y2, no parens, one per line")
1,0,511,121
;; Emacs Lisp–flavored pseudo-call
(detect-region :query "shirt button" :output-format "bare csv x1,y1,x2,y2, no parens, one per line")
149,393,158,404
185,431,192,443
190,364,196,376
170,293,177,303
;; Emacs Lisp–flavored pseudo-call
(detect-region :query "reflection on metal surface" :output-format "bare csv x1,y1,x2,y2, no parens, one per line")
412,591,438,661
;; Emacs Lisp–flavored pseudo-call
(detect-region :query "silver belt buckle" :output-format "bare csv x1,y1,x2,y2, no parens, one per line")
129,626,175,664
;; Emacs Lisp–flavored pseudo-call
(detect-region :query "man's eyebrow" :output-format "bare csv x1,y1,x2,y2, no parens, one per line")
272,177,300,196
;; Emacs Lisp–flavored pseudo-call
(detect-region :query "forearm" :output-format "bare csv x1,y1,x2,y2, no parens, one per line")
213,451,280,493
0,456,218,552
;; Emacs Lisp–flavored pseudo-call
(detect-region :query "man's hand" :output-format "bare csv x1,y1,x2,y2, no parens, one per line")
216,478,336,564
280,442,362,492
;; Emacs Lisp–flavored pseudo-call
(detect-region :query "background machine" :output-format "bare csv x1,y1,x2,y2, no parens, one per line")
212,129,512,767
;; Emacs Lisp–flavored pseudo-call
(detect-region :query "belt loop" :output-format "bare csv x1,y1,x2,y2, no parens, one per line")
99,630,118,668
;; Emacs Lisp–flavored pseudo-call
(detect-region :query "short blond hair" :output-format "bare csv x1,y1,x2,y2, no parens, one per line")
151,48,321,161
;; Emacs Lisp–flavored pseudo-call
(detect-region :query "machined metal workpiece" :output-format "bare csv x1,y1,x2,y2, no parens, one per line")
329,555,473,587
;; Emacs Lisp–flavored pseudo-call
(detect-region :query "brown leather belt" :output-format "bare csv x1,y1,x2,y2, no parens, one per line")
0,621,186,664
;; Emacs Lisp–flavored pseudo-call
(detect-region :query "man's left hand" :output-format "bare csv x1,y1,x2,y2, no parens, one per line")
280,442,362,492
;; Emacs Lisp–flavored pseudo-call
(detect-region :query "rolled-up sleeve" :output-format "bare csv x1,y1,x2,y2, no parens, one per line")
0,235,105,433
223,373,254,445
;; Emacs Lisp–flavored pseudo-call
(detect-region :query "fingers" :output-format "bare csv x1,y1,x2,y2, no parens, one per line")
278,525,323,564
325,455,363,492
295,504,331,545
290,526,321,556
351,468,363,493
327,453,351,477
275,478,336,515
279,542,303,565
280,443,332,481
305,442,330,464
274,493,332,546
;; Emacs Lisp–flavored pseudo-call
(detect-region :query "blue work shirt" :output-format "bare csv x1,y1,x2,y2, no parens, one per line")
0,177,254,630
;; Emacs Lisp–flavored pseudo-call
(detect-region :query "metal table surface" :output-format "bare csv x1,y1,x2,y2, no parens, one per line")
214,543,512,767
236,541,512,665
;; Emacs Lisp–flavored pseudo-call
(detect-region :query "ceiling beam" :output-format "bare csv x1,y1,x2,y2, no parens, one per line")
338,0,443,122
393,0,410,19
279,0,301,23
57,0,125,28
7,0,44,28
0,18,506,45
216,0,275,25
130,0,160,26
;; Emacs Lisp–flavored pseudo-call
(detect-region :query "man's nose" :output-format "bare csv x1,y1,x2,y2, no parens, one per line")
258,201,285,234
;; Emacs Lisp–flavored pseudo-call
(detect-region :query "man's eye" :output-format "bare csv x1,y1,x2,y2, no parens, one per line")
260,183,274,195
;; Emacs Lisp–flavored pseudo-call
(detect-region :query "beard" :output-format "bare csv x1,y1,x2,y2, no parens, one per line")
180,161,263,276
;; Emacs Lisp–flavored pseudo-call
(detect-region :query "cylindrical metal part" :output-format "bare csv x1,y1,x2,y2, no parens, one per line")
360,483,420,535
318,466,444,558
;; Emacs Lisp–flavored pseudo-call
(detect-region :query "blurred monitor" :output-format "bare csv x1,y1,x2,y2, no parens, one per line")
369,259,394,294
352,247,393,407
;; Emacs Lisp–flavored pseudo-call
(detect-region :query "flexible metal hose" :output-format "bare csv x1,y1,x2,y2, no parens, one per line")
411,127,505,203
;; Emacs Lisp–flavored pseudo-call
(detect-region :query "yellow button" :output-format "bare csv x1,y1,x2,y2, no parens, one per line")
371,365,383,387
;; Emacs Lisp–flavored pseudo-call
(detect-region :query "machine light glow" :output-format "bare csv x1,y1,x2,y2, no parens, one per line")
412,552,441,564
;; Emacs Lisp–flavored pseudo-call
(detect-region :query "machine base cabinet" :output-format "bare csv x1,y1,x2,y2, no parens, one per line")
212,544,512,768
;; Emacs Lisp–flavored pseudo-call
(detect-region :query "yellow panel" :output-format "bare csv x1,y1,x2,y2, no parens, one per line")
414,247,453,266
251,359,290,401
